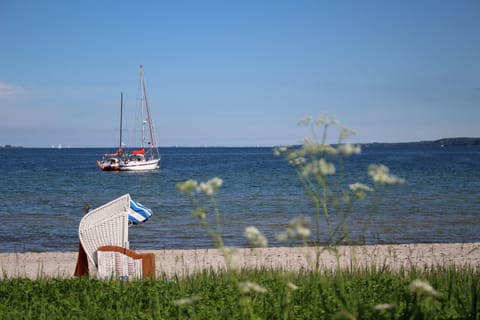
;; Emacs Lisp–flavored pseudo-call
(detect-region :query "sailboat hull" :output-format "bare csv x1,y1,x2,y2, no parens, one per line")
119,159,160,171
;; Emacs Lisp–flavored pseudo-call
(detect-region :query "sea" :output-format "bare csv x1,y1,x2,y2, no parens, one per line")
0,144,479,253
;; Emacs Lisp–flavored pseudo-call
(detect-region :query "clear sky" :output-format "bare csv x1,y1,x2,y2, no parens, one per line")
1,0,479,147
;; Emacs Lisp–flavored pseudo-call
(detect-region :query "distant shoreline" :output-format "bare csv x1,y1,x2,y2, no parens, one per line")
367,137,480,147
2,137,480,149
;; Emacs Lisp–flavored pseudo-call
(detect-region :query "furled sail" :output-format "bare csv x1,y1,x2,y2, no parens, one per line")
104,148,123,157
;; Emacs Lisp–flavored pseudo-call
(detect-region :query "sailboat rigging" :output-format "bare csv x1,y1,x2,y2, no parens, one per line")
96,65,160,171
120,65,160,171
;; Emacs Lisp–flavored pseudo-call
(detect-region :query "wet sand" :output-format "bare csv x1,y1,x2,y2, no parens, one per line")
1,243,478,279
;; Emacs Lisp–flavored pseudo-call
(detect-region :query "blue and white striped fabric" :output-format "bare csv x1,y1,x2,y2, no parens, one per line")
128,199,153,225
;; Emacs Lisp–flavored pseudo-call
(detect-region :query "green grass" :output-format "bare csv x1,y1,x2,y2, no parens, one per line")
0,266,478,319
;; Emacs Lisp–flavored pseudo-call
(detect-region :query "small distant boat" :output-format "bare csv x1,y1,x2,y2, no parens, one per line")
96,92,125,171
97,153,122,171
96,65,160,172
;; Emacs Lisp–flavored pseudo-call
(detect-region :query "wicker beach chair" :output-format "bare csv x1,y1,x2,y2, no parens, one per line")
77,194,155,279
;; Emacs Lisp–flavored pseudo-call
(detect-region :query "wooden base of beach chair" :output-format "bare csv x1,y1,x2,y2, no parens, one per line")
74,242,89,277
97,246,156,280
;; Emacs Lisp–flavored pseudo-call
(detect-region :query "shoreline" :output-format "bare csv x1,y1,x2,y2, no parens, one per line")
1,243,479,279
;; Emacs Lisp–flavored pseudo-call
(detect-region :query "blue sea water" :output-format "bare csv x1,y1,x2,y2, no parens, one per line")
0,145,479,253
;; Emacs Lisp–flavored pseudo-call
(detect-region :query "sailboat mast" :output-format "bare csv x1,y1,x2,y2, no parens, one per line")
139,66,146,150
140,65,157,153
119,92,123,154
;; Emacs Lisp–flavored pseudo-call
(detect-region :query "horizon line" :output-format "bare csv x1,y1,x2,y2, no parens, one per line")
2,137,479,149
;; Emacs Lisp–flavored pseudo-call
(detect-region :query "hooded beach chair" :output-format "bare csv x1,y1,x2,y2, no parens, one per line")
76,194,155,279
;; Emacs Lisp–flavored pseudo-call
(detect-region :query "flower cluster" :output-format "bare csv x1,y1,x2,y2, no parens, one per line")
302,158,336,177
337,143,361,156
274,115,405,247
239,281,267,294
197,177,223,195
287,282,299,291
409,279,441,297
244,226,268,248
373,303,395,312
177,177,224,221
297,114,341,127
176,179,198,195
349,182,374,200
276,216,311,242
177,177,223,196
173,295,201,305
368,164,405,185
275,115,362,183
302,140,338,156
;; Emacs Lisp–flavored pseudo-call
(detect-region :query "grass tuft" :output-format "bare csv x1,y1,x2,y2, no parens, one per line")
0,267,478,319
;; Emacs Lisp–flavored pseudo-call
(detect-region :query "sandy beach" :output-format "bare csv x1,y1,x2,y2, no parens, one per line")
1,243,479,279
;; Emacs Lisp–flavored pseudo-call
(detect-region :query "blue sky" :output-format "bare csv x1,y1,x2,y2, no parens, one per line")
1,0,479,147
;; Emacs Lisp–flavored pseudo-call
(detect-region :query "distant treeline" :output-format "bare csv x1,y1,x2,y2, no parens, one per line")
0,145,24,149
368,137,480,147
432,137,480,146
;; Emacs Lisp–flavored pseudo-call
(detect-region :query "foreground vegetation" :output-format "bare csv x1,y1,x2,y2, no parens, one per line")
0,266,478,319
4,116,476,319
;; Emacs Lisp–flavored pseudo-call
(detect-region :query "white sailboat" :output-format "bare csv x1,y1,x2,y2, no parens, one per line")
119,65,160,171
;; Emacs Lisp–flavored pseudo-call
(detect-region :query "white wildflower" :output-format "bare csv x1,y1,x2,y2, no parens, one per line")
292,156,306,166
349,183,374,192
192,207,206,219
315,115,327,126
297,116,312,126
337,143,361,156
244,226,268,247
368,164,405,185
288,150,306,166
176,179,198,195
303,141,338,156
339,127,358,140
296,225,311,238
374,303,395,311
321,144,340,156
239,281,267,294
276,216,311,241
196,182,212,195
275,232,288,242
301,164,312,177
301,159,335,177
196,177,223,196
209,177,223,190
348,182,374,200
287,282,298,291
173,295,201,305
315,114,339,126
291,217,311,235
409,279,441,297
319,159,336,176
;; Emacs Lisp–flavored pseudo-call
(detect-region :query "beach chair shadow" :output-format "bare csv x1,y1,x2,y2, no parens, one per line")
75,194,155,280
